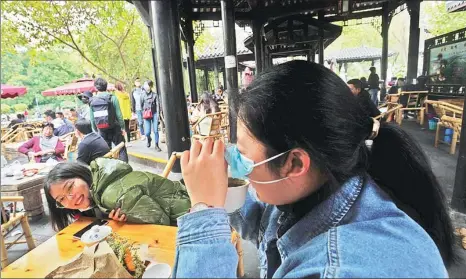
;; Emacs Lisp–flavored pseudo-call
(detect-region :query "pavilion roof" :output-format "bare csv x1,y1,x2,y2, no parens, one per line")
325,46,396,63
196,27,252,60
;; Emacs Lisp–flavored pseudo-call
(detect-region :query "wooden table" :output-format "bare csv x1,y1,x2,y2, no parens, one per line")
1,163,51,220
1,217,178,278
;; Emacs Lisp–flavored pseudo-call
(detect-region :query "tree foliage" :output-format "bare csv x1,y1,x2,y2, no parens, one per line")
422,2,466,37
1,1,154,86
13,103,28,112
1,104,11,114
1,50,83,111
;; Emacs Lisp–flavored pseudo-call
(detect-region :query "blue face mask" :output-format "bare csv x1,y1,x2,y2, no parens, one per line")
224,145,290,184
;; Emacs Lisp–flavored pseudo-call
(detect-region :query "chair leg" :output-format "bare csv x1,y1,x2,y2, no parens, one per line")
420,109,425,126
450,131,458,155
235,237,245,277
435,124,441,148
1,234,8,268
20,217,35,250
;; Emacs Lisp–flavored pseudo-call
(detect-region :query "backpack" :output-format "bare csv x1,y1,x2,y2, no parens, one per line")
90,94,116,130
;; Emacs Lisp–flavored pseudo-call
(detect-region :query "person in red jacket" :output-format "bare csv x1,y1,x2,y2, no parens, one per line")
18,123,65,163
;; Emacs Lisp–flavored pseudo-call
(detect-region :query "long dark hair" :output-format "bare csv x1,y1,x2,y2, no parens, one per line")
44,162,93,231
237,61,455,266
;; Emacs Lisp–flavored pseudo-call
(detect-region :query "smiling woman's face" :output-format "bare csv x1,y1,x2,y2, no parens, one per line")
48,178,91,210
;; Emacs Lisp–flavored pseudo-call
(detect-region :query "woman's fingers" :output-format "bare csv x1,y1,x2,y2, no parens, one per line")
180,150,190,169
118,214,126,222
212,139,225,158
190,139,202,160
201,138,214,157
109,209,115,219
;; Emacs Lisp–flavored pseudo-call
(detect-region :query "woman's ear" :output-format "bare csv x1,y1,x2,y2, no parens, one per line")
282,149,311,178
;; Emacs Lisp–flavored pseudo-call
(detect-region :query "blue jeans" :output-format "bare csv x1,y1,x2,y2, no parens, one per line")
369,89,379,105
144,112,159,144
136,110,144,136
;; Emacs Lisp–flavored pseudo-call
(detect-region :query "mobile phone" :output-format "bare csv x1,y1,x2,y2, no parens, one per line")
73,219,109,239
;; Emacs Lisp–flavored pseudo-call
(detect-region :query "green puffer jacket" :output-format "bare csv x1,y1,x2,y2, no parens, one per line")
89,158,191,226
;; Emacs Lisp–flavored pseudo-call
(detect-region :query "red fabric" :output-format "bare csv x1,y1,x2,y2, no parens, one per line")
41,78,115,97
1,84,27,99
18,136,65,163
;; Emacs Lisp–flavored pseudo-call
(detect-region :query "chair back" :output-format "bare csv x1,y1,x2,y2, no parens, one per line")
401,91,428,109
192,112,227,138
103,142,125,159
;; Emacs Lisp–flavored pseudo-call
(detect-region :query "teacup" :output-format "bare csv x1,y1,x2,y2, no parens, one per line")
224,178,249,213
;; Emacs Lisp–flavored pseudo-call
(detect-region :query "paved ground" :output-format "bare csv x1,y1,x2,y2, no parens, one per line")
3,119,465,277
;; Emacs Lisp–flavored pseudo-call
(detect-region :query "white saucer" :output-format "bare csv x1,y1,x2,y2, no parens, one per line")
80,225,112,244
142,263,172,278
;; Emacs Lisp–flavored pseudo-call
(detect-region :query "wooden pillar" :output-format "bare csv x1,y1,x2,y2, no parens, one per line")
204,68,209,92
406,0,420,85
185,19,198,103
451,94,466,213
213,59,220,90
318,10,325,65
221,0,239,143
380,2,390,101
150,0,190,172
252,20,263,73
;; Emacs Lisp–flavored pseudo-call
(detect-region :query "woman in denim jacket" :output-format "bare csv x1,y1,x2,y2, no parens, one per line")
173,61,456,278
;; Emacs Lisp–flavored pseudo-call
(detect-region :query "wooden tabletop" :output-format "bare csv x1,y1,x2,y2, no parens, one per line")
1,217,178,278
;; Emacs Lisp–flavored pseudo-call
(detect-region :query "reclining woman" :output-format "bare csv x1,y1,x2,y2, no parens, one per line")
44,158,191,231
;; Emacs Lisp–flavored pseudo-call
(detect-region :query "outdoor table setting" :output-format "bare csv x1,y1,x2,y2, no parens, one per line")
1,217,178,278
1,162,52,220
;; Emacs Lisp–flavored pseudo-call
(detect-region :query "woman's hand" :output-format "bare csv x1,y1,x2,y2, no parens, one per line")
181,138,228,208
109,208,127,222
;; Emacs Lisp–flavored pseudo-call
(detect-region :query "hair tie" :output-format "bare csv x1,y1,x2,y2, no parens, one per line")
368,118,380,140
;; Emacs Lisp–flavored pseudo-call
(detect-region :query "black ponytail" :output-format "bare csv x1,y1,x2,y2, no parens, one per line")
369,123,456,266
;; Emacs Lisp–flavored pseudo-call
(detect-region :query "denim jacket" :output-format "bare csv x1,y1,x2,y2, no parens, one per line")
173,176,447,278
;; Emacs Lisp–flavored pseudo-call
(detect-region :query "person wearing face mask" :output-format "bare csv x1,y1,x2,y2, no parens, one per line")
173,61,455,278
141,80,162,151
77,91,93,120
130,78,146,141
18,123,65,163
43,158,191,231
75,119,110,165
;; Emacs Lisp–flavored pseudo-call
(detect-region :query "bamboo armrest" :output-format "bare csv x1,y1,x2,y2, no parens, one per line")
1,196,24,202
441,115,462,124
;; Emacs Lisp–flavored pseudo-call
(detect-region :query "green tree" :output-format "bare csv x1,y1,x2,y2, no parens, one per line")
13,103,28,112
422,2,466,37
1,1,153,86
1,50,83,110
1,104,11,114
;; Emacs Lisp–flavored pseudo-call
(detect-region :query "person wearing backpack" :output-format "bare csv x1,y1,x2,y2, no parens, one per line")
89,78,128,162
141,80,162,152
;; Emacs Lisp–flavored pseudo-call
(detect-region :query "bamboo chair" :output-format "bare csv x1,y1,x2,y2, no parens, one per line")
129,118,139,141
425,100,463,155
398,91,428,126
375,104,403,123
103,142,125,159
192,112,228,141
161,152,245,277
63,134,79,161
1,196,36,268
58,132,74,143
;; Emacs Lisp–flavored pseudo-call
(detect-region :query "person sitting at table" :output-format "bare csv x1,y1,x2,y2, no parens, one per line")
44,110,73,137
8,113,25,129
56,111,75,132
75,119,110,165
18,123,65,163
191,93,220,123
44,157,191,231
347,79,380,118
173,61,454,278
